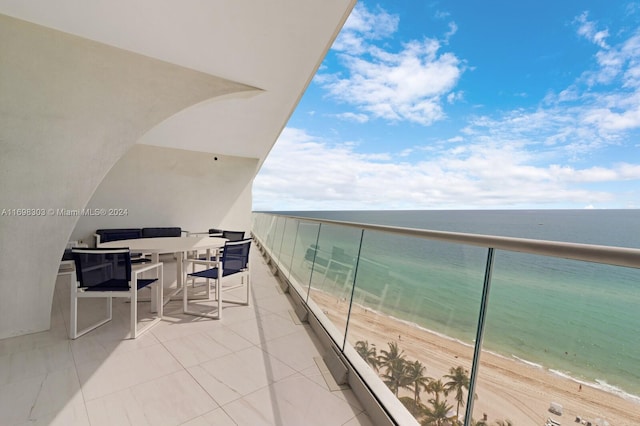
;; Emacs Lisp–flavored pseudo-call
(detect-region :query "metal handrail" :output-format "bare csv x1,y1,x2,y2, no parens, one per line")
274,214,640,269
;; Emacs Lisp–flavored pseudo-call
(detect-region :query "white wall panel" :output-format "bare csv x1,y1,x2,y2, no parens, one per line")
72,145,257,245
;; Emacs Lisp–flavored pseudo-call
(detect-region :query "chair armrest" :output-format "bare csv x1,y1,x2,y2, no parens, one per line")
183,258,220,268
132,262,163,275
94,233,102,247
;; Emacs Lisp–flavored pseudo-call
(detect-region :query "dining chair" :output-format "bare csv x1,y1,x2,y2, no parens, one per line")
197,230,245,261
183,239,251,319
221,230,245,241
70,248,163,339
209,228,223,236
95,228,150,263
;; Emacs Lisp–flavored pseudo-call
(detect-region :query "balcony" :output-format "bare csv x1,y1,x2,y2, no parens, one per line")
251,212,640,426
0,249,374,425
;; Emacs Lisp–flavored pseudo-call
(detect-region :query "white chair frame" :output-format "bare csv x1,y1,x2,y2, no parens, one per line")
70,249,163,339
182,241,251,319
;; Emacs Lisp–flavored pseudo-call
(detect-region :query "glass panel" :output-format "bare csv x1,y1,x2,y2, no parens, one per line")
287,221,321,298
276,218,299,278
264,215,278,251
307,223,362,345
471,252,640,426
345,230,487,424
255,214,268,240
271,216,286,266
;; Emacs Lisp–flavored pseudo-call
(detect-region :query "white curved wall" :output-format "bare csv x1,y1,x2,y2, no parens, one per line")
71,144,257,245
0,16,255,339
0,0,357,160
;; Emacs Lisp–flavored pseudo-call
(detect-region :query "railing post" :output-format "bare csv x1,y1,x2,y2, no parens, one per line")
464,247,495,426
277,217,287,263
305,223,322,305
342,228,365,352
287,220,300,280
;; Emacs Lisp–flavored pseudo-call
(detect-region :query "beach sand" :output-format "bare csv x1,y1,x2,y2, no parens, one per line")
311,290,640,426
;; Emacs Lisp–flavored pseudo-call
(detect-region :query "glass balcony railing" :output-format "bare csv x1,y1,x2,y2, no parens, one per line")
251,212,640,426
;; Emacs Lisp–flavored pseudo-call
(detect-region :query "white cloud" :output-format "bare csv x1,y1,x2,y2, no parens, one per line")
444,22,458,43
332,3,399,54
318,3,465,126
253,9,640,211
575,11,610,49
253,128,636,210
447,91,464,103
520,24,640,149
335,112,369,123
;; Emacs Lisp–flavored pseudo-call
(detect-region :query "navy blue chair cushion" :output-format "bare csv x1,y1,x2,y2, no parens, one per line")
72,248,131,290
189,239,251,280
61,248,74,261
221,230,245,241
96,228,142,243
141,227,182,238
72,248,157,291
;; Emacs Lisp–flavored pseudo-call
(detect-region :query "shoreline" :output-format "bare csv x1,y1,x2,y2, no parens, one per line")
313,290,640,425
387,311,640,408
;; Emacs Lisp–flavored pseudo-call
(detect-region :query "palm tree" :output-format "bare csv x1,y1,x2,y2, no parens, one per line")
443,366,470,423
354,340,379,371
426,378,447,404
378,341,404,367
378,341,408,396
421,399,454,426
402,359,432,405
380,355,408,396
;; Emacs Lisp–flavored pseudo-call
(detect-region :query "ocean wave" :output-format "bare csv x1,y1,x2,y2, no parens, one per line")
512,355,543,369
549,368,575,380
388,312,640,403
351,300,474,348
547,370,640,404
594,379,640,404
385,313,475,349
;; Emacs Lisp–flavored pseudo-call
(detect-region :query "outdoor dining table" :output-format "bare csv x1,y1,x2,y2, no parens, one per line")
99,236,227,309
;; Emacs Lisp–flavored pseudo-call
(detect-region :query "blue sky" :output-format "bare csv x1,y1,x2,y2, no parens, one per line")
253,1,640,210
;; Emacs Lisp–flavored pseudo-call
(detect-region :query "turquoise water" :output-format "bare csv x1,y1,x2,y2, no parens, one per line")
262,210,640,401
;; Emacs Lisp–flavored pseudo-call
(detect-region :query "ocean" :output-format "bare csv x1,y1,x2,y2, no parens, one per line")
266,209,640,402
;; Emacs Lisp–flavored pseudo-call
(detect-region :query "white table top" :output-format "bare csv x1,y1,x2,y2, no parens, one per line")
99,236,226,253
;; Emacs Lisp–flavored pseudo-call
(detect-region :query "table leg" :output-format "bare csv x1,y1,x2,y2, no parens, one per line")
150,252,160,313
177,251,184,290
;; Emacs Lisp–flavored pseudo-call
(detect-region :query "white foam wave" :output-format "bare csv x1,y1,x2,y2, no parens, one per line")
512,355,543,369
594,379,640,404
386,313,475,349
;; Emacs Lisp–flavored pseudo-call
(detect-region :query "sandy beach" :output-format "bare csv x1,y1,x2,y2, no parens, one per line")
311,290,640,426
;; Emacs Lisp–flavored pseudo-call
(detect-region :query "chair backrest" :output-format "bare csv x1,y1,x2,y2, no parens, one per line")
72,248,131,290
209,228,223,235
96,228,142,243
221,239,251,274
141,227,182,238
222,230,245,242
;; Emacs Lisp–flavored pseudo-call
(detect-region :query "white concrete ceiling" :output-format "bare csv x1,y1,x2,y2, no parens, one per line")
0,0,355,160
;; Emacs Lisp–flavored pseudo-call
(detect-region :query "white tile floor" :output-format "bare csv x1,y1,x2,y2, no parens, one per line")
0,250,374,426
